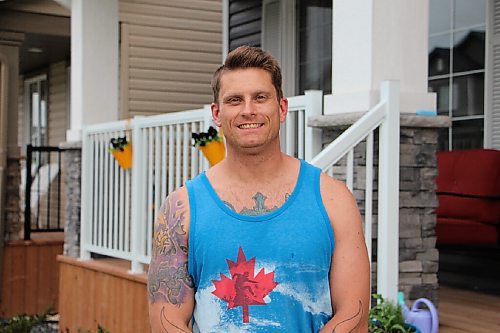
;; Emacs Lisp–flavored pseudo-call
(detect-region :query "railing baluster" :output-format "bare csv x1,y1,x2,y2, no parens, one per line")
168,125,174,194
147,128,154,257
191,123,198,179
346,149,354,191
365,132,374,262
161,126,167,203
154,127,161,226
298,110,305,159
113,132,120,249
183,123,189,184
175,124,181,188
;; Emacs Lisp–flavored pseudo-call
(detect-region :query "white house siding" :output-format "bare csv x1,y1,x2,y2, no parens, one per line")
119,0,223,118
48,61,68,146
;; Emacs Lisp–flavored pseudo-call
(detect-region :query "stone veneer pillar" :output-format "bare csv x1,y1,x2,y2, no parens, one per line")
4,156,22,241
60,141,82,258
309,113,451,304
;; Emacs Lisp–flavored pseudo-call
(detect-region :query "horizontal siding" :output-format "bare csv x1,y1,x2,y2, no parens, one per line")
48,62,67,146
120,0,222,117
130,68,214,84
229,0,262,50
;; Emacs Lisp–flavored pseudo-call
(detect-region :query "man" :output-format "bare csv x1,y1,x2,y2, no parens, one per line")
148,46,370,333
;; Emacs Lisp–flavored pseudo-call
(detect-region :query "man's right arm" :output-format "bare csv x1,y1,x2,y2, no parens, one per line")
148,187,195,333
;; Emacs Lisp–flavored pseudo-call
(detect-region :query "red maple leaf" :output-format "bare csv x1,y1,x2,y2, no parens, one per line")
212,247,278,323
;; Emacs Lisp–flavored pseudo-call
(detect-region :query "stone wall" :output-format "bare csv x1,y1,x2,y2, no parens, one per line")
312,113,450,305
4,157,22,241
60,141,82,258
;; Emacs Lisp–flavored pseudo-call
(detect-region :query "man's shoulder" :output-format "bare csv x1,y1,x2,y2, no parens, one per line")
164,186,189,208
319,172,353,203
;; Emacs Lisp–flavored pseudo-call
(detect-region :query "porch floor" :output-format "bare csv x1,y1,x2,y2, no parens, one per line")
439,286,500,333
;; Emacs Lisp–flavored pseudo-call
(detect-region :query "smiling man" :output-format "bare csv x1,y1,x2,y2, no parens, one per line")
148,46,370,333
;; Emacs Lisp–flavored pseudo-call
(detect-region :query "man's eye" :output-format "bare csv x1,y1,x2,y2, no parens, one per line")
227,98,241,104
256,95,268,102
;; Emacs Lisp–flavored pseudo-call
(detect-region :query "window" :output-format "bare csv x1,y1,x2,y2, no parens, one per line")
25,75,48,147
297,0,332,95
428,0,486,150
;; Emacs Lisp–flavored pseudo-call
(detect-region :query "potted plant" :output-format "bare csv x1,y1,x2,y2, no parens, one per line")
110,136,133,169
369,294,420,333
192,126,225,166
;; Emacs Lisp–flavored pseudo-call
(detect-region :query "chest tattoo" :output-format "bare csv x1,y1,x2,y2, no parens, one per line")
223,192,290,216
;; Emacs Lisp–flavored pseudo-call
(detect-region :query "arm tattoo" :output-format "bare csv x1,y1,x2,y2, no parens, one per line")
331,300,363,333
160,306,191,333
148,195,194,305
223,192,290,216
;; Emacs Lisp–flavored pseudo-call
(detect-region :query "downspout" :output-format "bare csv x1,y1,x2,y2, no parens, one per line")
0,53,9,300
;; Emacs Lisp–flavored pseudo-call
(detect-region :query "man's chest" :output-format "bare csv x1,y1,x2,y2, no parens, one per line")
215,185,294,216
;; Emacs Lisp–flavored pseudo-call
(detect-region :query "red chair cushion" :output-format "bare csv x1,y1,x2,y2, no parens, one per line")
436,217,498,245
436,194,500,225
436,149,500,197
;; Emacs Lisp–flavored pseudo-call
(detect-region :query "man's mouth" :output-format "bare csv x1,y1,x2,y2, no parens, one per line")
238,123,263,129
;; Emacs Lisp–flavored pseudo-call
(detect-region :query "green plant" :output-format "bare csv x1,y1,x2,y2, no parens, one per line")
369,294,415,333
192,126,222,147
109,136,129,152
0,308,52,333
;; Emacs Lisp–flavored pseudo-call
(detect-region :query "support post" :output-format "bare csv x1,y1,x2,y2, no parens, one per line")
377,80,400,302
130,119,145,273
304,90,323,162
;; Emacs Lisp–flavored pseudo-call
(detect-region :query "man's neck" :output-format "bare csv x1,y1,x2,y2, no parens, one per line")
213,144,290,185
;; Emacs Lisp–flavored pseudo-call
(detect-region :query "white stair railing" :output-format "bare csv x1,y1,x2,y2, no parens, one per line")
310,81,400,302
81,91,323,274
282,90,323,161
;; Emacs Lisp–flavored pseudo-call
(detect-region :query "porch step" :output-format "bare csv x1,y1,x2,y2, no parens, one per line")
438,244,500,295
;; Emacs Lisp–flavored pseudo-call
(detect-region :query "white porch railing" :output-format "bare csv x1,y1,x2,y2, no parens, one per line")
81,83,399,301
80,91,323,273
311,81,400,301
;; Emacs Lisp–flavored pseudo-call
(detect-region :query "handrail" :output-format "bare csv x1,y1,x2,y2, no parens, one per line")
310,100,386,170
310,80,400,302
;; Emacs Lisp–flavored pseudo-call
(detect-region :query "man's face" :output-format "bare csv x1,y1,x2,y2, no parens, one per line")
211,68,288,154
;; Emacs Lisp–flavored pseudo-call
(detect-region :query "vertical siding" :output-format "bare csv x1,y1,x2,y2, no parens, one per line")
0,236,63,317
48,61,68,146
490,0,500,148
229,0,262,51
119,0,223,117
58,257,150,333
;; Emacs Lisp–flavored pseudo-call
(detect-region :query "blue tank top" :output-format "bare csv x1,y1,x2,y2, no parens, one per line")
186,159,335,333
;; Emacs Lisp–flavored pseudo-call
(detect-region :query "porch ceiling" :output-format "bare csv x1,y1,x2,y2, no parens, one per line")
0,0,70,75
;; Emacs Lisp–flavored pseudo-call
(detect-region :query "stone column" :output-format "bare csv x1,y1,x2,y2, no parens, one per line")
310,113,450,304
60,141,82,258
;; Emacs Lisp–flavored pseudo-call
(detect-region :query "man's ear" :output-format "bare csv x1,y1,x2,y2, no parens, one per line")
279,98,289,123
211,103,222,127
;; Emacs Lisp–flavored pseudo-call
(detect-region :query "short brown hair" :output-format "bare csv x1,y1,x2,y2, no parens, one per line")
211,45,283,104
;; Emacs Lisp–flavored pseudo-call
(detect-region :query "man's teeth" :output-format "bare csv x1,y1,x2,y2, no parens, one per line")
239,123,262,129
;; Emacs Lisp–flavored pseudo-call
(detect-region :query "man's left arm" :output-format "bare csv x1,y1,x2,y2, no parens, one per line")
319,173,370,333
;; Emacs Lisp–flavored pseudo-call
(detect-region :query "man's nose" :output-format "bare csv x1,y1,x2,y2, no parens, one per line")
240,100,256,116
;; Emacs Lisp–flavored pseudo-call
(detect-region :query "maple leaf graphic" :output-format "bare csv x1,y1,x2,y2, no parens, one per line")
212,247,278,323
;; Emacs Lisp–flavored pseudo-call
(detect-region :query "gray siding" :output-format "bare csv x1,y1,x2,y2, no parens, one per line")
229,0,262,51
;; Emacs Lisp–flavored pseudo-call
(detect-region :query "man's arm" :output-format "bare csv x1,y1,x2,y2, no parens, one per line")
148,187,195,333
319,174,370,333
